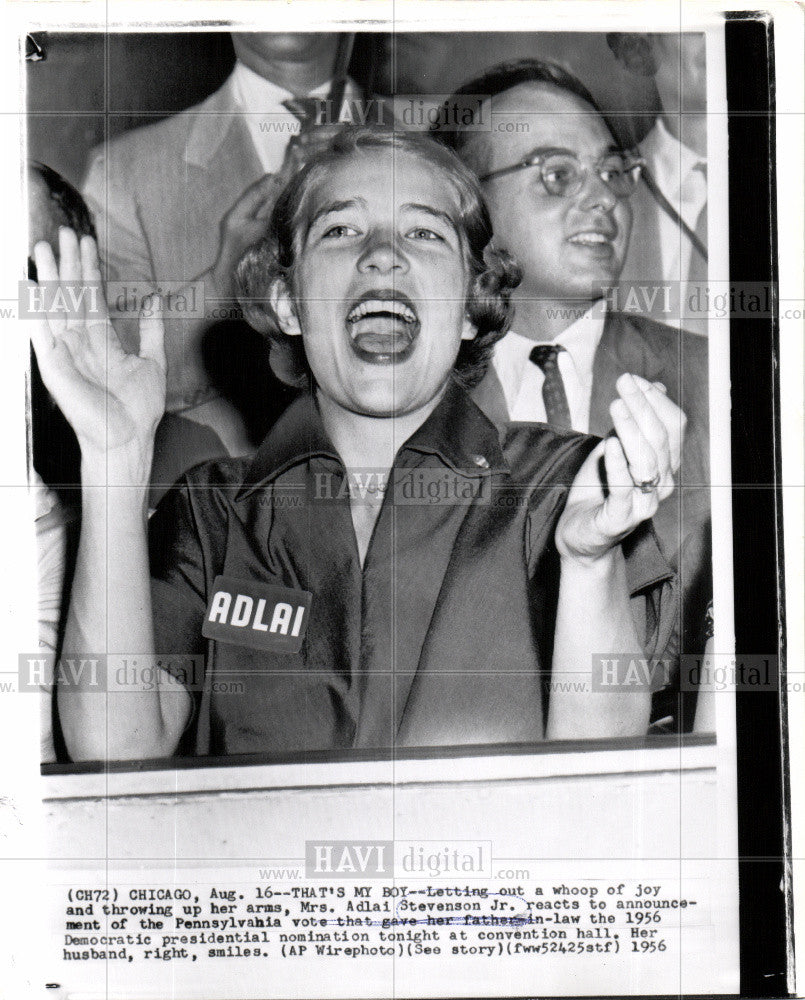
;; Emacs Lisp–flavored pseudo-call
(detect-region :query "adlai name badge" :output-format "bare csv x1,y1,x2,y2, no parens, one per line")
202,575,312,654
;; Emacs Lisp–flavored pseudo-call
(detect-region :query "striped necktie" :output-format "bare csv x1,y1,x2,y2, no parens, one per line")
280,96,330,175
529,344,572,431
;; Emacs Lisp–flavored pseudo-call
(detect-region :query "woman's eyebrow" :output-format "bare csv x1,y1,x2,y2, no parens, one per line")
308,197,367,229
400,202,458,234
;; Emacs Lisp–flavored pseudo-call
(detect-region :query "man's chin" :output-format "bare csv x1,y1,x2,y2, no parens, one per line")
573,265,623,299
589,275,621,299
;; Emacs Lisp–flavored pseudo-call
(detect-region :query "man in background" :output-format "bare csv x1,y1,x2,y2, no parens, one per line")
607,32,708,335
441,60,711,715
82,33,362,453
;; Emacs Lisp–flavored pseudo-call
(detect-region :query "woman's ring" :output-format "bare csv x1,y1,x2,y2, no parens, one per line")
636,473,661,493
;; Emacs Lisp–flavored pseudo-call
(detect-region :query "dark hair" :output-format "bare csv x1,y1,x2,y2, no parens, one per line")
606,33,659,77
28,162,96,273
435,59,623,171
236,126,520,390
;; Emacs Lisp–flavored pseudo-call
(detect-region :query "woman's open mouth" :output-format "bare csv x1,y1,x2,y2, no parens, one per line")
345,291,421,364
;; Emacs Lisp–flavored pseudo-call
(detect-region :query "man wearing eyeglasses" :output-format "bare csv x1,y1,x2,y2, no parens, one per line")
440,60,711,724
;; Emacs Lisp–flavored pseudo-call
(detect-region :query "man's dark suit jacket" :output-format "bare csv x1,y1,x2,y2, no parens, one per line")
472,310,712,677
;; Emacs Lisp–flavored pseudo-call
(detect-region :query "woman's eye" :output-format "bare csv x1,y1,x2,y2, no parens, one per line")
407,228,443,241
322,225,359,239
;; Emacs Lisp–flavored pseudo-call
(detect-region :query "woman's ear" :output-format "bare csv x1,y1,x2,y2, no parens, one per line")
269,278,302,337
460,314,478,341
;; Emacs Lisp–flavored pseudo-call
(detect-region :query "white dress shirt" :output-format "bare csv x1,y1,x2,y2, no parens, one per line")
641,117,708,285
232,61,360,174
491,300,607,432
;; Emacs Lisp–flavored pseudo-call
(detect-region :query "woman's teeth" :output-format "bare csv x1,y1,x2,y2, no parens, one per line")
347,299,418,324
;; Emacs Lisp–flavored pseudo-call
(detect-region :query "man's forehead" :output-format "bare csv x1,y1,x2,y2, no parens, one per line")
485,81,611,153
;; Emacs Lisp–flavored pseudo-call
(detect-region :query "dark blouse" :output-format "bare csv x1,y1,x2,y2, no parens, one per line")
149,381,674,756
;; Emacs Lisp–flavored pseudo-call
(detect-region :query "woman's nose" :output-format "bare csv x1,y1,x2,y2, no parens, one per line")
357,233,409,274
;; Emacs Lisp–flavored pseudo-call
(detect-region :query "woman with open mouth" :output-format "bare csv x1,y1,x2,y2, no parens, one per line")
32,127,684,761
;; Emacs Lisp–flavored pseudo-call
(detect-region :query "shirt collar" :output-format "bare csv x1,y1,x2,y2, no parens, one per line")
235,379,507,501
642,116,704,199
495,300,606,386
232,60,359,115
553,298,606,384
403,378,506,476
232,63,361,173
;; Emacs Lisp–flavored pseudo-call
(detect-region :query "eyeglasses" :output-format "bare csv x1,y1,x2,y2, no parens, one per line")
479,150,644,199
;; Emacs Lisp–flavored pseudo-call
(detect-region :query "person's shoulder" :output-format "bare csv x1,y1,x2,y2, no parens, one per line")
84,76,234,170
502,423,597,485
609,312,708,366
610,311,705,345
150,455,255,537
180,454,254,492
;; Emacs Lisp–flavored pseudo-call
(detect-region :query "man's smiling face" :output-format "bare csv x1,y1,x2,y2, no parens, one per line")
275,148,476,418
479,82,633,311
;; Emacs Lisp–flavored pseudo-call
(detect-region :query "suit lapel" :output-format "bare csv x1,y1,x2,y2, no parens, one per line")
186,124,263,221
185,75,249,170
180,76,265,275
589,312,666,436
619,175,664,288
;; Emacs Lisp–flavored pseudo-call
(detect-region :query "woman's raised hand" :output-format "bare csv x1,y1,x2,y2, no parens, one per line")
30,229,166,477
555,372,685,563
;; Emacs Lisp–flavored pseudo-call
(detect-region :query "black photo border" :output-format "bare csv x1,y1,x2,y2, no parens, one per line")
726,12,790,999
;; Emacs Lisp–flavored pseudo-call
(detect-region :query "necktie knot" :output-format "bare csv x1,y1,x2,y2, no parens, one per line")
282,96,324,130
530,343,565,371
279,96,340,176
